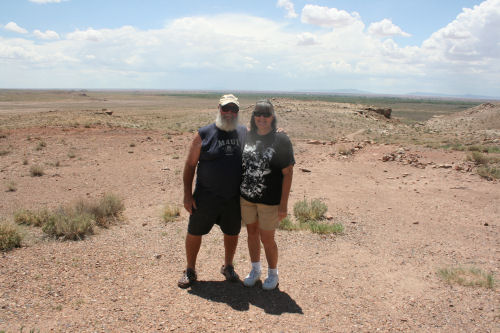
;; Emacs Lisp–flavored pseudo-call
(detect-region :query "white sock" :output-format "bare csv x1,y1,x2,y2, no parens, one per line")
268,268,278,276
251,262,261,272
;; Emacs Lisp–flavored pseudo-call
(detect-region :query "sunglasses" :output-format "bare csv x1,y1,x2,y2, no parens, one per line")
221,104,239,113
253,111,272,118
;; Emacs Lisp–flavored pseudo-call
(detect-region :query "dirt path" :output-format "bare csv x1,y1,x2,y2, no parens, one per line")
1,127,498,332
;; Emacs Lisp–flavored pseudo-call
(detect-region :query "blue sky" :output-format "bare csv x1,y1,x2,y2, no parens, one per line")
1,0,499,97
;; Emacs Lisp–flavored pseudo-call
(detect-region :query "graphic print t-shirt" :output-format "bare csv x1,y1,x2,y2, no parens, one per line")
195,123,247,200
240,130,295,205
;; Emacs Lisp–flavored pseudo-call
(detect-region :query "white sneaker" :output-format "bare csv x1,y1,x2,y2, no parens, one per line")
262,274,279,290
243,268,261,287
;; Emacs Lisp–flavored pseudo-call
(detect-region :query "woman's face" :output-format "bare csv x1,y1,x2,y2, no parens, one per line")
253,109,273,133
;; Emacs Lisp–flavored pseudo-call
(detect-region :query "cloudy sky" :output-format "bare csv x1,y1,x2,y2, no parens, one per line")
1,0,499,97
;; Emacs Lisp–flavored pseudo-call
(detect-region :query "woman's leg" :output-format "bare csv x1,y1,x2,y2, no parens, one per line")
259,229,277,269
246,221,261,262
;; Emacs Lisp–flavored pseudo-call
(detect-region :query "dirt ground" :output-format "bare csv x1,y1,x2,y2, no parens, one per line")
0,97,499,332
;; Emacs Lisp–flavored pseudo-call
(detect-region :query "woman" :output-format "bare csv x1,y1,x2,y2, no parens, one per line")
240,99,294,290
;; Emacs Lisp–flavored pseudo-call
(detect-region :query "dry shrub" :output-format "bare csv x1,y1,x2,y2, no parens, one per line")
42,207,95,240
13,193,124,241
0,220,23,251
162,205,180,223
6,181,17,192
75,193,125,228
14,209,51,227
30,165,44,177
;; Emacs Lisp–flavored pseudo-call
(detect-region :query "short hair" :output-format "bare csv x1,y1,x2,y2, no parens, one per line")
250,99,277,133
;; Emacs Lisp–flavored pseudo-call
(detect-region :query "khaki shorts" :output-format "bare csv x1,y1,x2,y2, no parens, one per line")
240,197,280,231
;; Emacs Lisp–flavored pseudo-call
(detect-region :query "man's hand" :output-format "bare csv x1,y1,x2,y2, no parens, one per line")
183,133,202,215
184,193,197,215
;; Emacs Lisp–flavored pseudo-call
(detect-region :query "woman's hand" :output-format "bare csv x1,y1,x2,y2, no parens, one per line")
278,203,288,221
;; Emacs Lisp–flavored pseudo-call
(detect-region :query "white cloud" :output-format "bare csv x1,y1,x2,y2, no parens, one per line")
277,0,298,19
297,32,317,46
0,5,499,95
368,19,411,38
33,29,60,40
66,28,104,41
29,0,66,3
4,22,28,34
301,5,361,28
421,0,500,63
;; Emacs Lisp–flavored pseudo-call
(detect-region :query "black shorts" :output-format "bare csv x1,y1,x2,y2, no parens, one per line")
188,194,241,236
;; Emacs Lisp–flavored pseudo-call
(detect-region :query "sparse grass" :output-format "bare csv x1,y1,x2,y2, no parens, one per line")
338,145,353,156
307,221,344,234
0,220,23,251
0,150,10,156
14,208,52,227
477,165,500,180
466,151,500,179
42,207,95,240
29,165,44,177
68,150,76,158
6,181,17,192
467,151,490,165
14,193,124,240
75,193,125,228
162,205,180,223
293,199,327,223
35,141,46,151
278,216,301,231
438,266,495,289
23,158,28,165
291,199,343,234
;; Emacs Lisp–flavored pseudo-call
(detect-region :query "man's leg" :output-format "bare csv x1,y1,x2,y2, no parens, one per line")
223,233,238,266
186,233,202,269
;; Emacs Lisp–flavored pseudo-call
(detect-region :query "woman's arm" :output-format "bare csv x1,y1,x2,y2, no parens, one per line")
278,165,294,221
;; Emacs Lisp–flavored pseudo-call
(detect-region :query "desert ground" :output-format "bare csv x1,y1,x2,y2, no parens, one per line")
0,91,499,332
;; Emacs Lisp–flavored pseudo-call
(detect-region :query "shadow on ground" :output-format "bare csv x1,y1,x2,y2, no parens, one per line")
188,281,303,315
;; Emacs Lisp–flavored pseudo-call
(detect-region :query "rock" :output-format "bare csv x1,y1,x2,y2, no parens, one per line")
300,168,311,173
307,140,322,145
438,164,453,169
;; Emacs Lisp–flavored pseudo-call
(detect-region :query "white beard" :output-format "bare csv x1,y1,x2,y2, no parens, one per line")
215,112,239,132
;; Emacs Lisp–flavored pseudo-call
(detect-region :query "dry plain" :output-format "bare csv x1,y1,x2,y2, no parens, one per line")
0,91,499,332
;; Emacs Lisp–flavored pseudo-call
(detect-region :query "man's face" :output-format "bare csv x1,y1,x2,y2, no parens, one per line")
216,103,239,131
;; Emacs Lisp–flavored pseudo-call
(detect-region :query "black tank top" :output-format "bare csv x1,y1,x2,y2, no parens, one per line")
195,123,247,200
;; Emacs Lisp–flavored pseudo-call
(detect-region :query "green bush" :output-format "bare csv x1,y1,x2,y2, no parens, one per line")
0,220,23,251
307,221,344,235
278,216,301,231
293,199,327,223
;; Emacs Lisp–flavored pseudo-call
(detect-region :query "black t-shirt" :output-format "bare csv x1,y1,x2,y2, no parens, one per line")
195,123,247,200
240,130,295,205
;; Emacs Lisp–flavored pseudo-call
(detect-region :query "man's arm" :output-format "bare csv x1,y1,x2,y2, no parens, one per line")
278,165,294,221
183,133,202,214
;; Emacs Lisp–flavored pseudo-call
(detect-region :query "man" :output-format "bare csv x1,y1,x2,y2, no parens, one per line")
178,94,247,288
